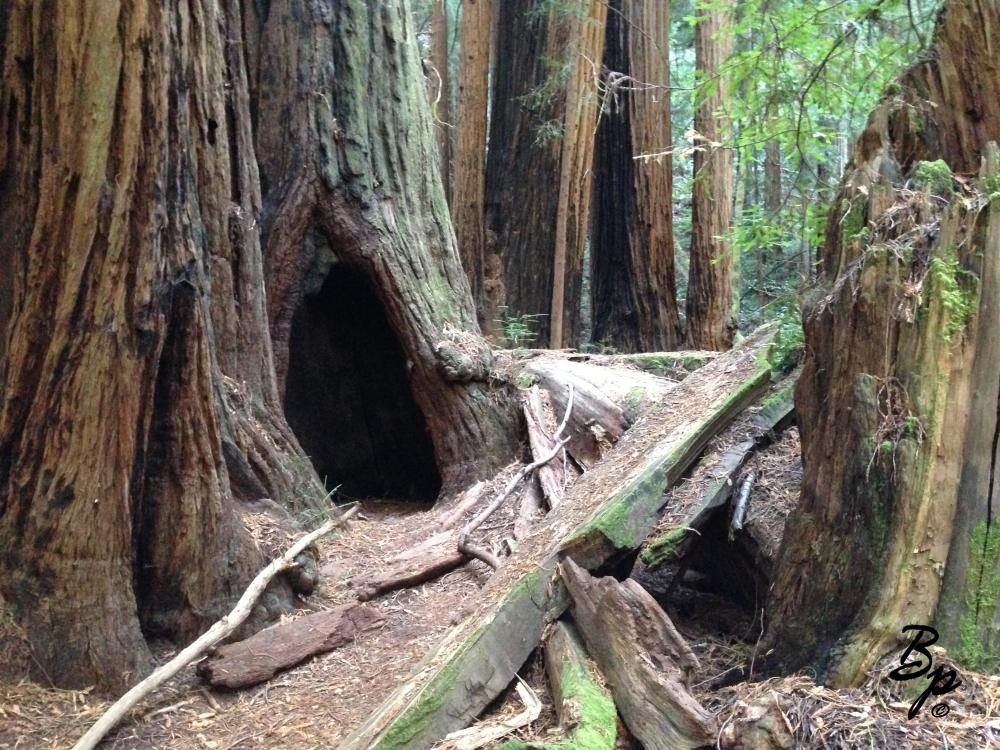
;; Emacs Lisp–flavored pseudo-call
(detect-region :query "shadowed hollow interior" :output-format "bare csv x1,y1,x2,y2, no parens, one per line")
284,264,441,503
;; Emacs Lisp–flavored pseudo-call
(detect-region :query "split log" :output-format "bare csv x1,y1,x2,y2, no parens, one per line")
641,378,795,569
522,358,673,467
340,326,775,750
514,478,545,541
198,603,384,688
561,560,716,749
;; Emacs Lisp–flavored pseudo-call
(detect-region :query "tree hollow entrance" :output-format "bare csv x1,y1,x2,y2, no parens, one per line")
284,264,441,503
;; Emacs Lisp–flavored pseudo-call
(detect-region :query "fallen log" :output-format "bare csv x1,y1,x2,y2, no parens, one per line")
521,358,673,468
641,378,795,569
349,533,467,602
561,559,716,749
198,603,384,688
340,326,775,750
522,387,572,509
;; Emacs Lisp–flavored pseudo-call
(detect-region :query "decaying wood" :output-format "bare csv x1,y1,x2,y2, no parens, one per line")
341,328,774,750
561,559,716,750
542,621,617,748
457,386,575,568
349,534,466,602
198,603,384,688
641,378,795,569
731,471,756,532
72,507,356,750
523,358,672,467
522,387,570,509
514,478,545,541
439,680,541,750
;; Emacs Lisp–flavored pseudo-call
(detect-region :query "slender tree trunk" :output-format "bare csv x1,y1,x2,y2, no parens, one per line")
764,0,1000,684
549,0,607,349
685,0,735,350
431,0,452,200
591,0,680,352
485,0,606,348
760,137,781,308
453,0,491,322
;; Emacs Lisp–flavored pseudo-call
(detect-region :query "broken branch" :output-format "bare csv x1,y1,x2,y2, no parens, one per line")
72,505,358,750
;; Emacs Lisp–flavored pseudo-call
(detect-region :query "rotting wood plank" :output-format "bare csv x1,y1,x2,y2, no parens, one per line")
198,603,384,688
339,326,775,750
561,559,716,749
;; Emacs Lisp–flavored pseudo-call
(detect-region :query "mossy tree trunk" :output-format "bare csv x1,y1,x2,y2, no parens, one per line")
764,0,1000,685
485,0,607,348
591,0,680,352
246,0,519,494
685,0,735,351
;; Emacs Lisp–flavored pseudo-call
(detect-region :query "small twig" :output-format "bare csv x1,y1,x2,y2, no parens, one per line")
72,505,358,750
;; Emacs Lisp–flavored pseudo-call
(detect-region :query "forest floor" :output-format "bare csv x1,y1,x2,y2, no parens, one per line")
1,379,998,749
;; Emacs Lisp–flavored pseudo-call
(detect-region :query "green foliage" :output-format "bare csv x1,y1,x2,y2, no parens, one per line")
927,254,976,342
496,306,545,348
768,305,805,373
913,159,954,196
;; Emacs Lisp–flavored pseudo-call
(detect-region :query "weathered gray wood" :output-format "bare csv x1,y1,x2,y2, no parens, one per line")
348,533,466,602
561,559,716,750
198,603,384,688
522,387,570,508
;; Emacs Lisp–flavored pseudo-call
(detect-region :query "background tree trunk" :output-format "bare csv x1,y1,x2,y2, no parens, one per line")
591,0,680,352
453,0,491,324
431,0,452,201
764,0,1000,684
485,0,606,348
686,0,735,351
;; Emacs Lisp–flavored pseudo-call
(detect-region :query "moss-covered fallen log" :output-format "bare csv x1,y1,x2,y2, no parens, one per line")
495,620,617,750
340,327,774,750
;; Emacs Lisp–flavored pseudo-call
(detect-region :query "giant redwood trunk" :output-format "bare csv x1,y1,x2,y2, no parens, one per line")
591,0,680,352
485,0,607,348
0,0,517,694
686,0,735,351
0,0,312,693
247,0,519,498
764,0,1000,684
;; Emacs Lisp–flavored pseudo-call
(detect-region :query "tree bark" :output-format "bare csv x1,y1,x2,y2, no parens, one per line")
0,0,519,694
485,0,607,348
592,0,680,352
246,0,519,495
0,0,313,693
453,0,491,321
764,0,1000,684
686,0,736,350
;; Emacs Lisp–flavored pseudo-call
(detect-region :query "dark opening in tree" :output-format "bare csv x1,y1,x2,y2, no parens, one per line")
284,265,441,503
